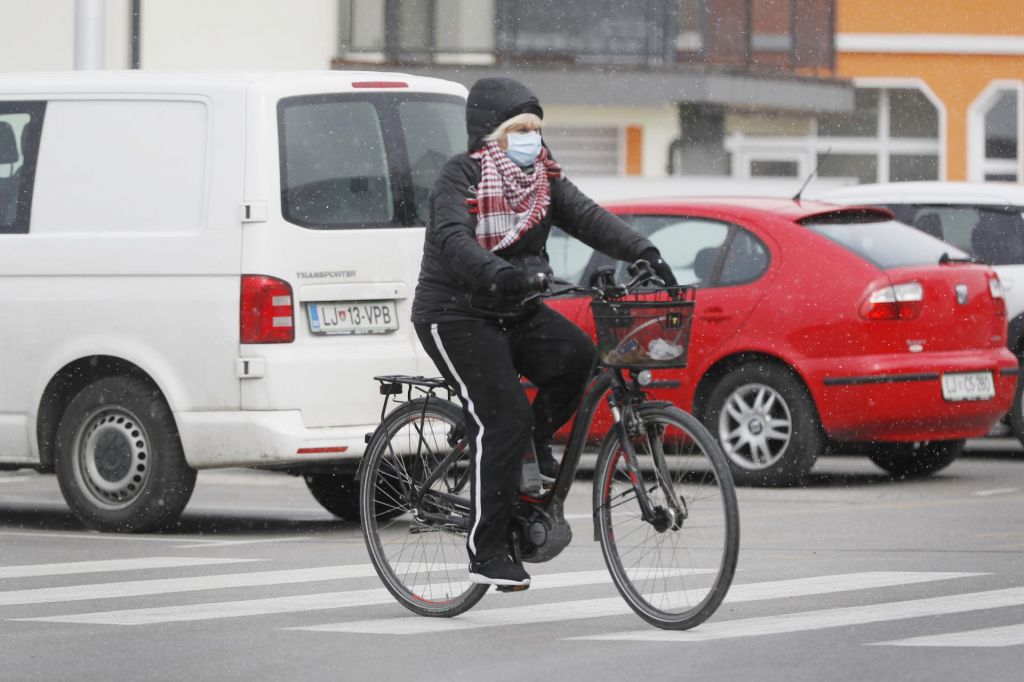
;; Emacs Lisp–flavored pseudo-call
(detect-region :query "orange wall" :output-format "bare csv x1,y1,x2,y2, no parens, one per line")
836,1,1024,180
838,0,1024,35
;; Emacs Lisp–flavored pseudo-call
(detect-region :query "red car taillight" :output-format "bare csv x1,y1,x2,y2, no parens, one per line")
989,275,1007,317
860,282,923,320
241,275,294,343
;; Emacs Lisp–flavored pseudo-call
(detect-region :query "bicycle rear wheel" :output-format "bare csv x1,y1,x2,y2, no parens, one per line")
594,404,739,629
360,397,488,617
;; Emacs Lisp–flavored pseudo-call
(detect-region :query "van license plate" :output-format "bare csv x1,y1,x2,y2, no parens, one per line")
308,301,399,335
941,371,995,401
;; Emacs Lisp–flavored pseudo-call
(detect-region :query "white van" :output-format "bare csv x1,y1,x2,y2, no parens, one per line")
0,71,467,531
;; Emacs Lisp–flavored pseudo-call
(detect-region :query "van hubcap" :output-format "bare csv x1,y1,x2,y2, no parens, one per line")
75,408,151,510
718,383,793,470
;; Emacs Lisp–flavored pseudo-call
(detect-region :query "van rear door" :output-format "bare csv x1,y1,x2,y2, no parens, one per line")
241,80,466,432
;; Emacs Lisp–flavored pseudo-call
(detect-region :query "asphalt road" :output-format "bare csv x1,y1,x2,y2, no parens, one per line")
1,441,1023,682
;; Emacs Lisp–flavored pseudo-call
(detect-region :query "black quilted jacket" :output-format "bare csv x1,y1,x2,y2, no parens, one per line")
411,78,653,323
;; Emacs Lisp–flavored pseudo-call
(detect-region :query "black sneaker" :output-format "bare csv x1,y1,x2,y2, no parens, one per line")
535,443,559,484
468,555,531,588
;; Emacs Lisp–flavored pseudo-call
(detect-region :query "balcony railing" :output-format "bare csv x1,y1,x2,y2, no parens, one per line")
341,0,835,75
494,0,834,72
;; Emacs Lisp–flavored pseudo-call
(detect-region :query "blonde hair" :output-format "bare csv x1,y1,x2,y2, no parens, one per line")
484,112,543,143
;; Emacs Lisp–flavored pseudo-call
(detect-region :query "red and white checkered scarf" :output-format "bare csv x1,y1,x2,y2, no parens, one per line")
469,141,562,252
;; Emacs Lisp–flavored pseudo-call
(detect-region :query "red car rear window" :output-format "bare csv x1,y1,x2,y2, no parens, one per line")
805,219,969,269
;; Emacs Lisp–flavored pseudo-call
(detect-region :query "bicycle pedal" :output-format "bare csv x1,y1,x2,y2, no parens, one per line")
496,584,530,593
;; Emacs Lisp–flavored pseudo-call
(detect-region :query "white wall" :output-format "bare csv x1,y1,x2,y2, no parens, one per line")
0,0,339,71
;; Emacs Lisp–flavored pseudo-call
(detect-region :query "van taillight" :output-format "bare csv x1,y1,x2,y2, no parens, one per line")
860,282,923,320
241,275,294,344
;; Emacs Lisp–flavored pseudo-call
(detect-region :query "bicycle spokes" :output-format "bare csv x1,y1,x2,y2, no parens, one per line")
595,406,739,629
362,399,487,616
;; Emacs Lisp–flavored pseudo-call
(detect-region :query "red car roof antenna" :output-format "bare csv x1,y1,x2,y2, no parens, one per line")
792,146,832,203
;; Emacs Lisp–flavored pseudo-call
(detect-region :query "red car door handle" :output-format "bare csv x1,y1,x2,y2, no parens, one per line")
700,306,731,322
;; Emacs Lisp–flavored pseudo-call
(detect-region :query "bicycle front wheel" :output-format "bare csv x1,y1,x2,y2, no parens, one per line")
594,404,739,629
360,397,488,617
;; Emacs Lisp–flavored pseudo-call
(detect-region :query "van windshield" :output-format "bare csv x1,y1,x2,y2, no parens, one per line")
805,218,970,269
278,93,464,229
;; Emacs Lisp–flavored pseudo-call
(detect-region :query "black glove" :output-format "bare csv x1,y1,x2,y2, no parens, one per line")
492,269,532,297
492,269,548,298
640,248,678,287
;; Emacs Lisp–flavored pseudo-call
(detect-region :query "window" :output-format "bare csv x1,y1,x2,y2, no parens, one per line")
885,205,1024,266
817,153,877,185
0,102,44,234
817,89,878,138
726,84,940,183
817,86,940,183
497,0,666,66
618,215,733,286
344,0,495,61
279,94,464,229
750,159,798,177
547,227,595,284
969,86,1020,183
398,99,465,221
280,99,392,227
720,229,769,284
805,219,968,269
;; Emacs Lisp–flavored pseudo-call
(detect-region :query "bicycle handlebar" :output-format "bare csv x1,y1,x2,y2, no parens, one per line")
521,259,675,305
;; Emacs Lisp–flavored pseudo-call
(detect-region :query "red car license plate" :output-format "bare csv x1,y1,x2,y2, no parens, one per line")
941,371,995,401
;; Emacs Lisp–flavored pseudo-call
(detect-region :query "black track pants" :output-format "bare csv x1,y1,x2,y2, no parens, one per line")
415,305,595,561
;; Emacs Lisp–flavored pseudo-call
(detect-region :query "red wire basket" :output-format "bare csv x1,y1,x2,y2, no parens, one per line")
590,287,696,369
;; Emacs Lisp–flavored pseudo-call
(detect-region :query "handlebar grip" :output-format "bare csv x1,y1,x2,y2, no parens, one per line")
528,272,549,293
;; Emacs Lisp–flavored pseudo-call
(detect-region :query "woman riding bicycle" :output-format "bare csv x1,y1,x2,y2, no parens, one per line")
411,76,677,588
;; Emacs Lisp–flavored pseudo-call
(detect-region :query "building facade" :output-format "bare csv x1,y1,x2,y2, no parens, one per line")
1,1,1018,184
335,0,852,178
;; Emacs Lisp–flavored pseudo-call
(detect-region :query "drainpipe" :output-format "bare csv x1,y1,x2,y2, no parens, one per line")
130,0,141,69
74,0,106,70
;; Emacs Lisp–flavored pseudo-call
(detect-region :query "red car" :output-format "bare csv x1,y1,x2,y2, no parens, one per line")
543,198,1018,486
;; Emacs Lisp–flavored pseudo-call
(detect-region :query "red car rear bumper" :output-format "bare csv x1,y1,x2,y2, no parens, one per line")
807,349,1018,442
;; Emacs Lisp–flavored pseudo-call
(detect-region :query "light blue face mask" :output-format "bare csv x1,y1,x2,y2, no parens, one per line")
505,131,543,167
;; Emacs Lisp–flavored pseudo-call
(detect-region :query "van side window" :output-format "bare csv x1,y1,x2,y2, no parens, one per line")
31,100,207,233
0,102,45,235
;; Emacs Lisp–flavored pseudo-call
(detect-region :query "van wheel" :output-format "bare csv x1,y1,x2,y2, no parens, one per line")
305,471,404,522
54,377,196,532
704,363,823,487
868,440,964,479
305,472,363,522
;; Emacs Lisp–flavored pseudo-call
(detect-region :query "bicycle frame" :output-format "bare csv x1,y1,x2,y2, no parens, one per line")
366,357,687,549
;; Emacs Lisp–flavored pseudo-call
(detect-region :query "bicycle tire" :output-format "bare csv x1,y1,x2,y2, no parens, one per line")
593,404,740,630
360,397,488,617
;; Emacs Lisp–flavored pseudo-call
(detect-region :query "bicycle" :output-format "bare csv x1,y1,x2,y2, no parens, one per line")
358,264,740,630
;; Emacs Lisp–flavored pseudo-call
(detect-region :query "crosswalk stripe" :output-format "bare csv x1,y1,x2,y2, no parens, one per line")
16,569,635,625
289,571,979,636
0,565,380,606
0,557,257,580
871,623,1024,648
572,585,1024,642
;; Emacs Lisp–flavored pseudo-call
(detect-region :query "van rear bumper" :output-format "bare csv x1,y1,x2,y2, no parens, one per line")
176,410,370,469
